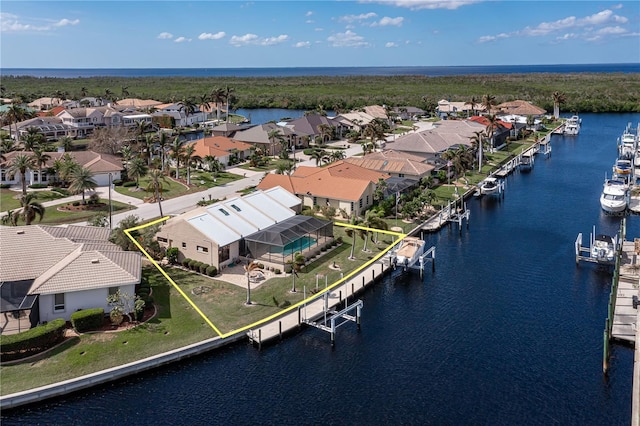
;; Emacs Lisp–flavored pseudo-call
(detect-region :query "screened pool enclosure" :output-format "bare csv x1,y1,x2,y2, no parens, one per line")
244,215,333,265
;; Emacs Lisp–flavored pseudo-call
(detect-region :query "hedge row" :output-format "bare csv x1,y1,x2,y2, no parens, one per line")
70,308,104,332
181,258,217,276
0,318,66,362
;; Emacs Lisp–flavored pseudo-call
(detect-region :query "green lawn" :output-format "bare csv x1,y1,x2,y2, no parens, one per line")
115,170,243,200
34,199,134,225
0,224,397,395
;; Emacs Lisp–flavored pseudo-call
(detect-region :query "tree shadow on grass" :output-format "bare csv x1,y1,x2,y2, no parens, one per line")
152,285,171,319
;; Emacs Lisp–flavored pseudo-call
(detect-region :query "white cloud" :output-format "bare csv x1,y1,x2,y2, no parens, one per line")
327,30,370,48
229,33,288,47
385,42,398,47
174,37,191,43
198,32,225,40
373,17,404,27
157,32,173,39
339,12,377,24
294,41,311,48
556,33,576,41
478,9,631,42
611,3,623,9
596,26,627,35
358,0,481,10
1,13,80,32
306,11,314,17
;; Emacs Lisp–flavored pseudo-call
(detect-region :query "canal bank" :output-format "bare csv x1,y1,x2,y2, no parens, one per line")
2,113,639,425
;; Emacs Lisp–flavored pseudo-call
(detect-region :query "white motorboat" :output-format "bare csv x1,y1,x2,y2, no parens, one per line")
564,115,581,135
600,178,628,213
392,236,426,268
519,151,534,170
590,234,616,264
479,177,503,196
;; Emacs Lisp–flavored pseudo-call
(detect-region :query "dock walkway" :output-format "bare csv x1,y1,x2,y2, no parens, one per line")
247,260,390,346
612,240,640,343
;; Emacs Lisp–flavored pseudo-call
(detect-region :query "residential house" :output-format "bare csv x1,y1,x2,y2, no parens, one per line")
152,103,206,127
28,97,73,111
284,114,344,145
56,105,153,138
334,111,376,135
468,116,513,148
387,119,486,163
1,150,123,186
155,187,331,268
393,106,427,121
257,160,389,217
188,136,253,167
0,225,141,334
436,100,486,118
343,150,434,180
2,116,72,141
232,122,298,155
496,100,546,117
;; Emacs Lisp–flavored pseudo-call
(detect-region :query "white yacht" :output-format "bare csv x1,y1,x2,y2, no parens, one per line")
590,234,616,264
392,236,426,268
478,177,503,196
564,115,581,135
600,178,628,213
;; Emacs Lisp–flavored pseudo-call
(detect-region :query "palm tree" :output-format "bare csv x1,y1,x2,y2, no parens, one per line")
198,94,211,124
330,150,346,162
183,144,197,185
178,97,197,123
361,209,388,250
8,153,35,197
57,136,74,152
121,86,130,98
469,130,485,171
143,133,156,166
126,157,148,188
69,166,97,204
104,88,116,103
465,96,479,117
485,114,500,150
210,87,225,121
243,261,261,305
169,136,185,179
344,216,365,260
202,155,223,179
21,127,44,151
11,193,45,225
224,86,235,122
79,87,89,98
6,104,27,141
31,148,51,184
481,93,497,115
317,124,333,144
53,153,80,186
275,159,295,175
310,149,326,166
156,131,171,173
267,129,283,156
146,168,167,217
552,91,566,119
360,140,375,156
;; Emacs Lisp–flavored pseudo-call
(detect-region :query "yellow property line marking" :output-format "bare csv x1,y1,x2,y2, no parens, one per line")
125,217,407,339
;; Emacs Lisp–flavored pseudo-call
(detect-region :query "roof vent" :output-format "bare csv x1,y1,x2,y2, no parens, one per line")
16,230,25,235
91,259,100,264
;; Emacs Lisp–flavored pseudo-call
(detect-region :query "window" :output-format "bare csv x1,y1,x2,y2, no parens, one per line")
54,293,65,311
359,198,363,209
41,173,48,182
1,171,5,182
366,195,369,205
108,287,119,296
313,197,317,206
219,208,230,216
157,237,168,243
181,242,186,248
219,244,230,263
197,245,209,253
230,204,241,212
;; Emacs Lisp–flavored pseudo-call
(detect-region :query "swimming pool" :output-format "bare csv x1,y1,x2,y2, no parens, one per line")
276,236,317,256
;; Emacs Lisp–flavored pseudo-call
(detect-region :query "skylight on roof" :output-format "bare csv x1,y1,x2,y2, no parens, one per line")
219,208,229,216
230,204,241,212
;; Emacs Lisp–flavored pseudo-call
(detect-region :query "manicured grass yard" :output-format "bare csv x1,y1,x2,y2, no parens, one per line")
40,199,134,225
115,171,243,200
1,189,66,213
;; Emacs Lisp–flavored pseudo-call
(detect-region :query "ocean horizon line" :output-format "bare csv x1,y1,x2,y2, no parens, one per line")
1,63,638,79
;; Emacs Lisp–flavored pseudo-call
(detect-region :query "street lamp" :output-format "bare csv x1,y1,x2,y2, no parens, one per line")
108,172,113,230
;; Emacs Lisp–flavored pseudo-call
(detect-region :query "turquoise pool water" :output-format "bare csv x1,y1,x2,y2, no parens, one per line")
276,236,316,256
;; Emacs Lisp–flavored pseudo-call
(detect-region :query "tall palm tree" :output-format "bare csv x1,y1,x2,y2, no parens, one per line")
183,144,197,185
143,133,156,166
178,97,197,123
552,91,566,119
126,157,148,188
146,168,168,217
169,136,185,179
198,94,211,124
11,193,45,225
69,166,97,204
31,148,51,183
210,87,225,121
345,216,365,260
361,209,388,251
310,149,326,166
469,130,485,171
202,155,223,179
330,150,346,162
485,114,500,150
121,86,130,98
465,96,479,117
104,88,116,103
21,127,44,151
7,104,27,141
243,261,261,305
57,136,74,152
156,131,171,173
267,129,283,156
79,87,89,98
8,153,35,197
224,86,235,122
53,153,80,186
481,93,497,115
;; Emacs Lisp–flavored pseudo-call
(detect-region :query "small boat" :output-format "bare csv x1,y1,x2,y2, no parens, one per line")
478,177,503,196
600,178,628,213
590,234,616,264
519,151,534,171
564,115,581,135
613,159,632,176
392,236,426,268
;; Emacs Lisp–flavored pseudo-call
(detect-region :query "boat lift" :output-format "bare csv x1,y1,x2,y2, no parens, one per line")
575,225,619,266
303,295,363,346
390,245,436,277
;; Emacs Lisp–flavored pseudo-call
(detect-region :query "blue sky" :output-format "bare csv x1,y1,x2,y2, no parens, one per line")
1,1,638,68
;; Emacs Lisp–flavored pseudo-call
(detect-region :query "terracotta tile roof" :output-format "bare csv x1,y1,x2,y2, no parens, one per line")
189,136,253,159
469,116,511,129
496,100,546,116
257,161,388,202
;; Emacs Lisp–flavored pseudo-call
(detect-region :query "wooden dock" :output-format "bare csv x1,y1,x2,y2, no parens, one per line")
612,239,640,344
247,260,390,347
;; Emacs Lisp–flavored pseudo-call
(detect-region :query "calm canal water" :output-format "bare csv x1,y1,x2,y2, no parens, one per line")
4,113,640,425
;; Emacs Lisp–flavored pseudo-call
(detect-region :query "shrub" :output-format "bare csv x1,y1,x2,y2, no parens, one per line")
29,183,48,189
257,263,264,269
188,259,198,270
72,201,80,206
123,181,137,188
166,247,179,264
137,288,150,299
0,184,10,189
89,193,100,204
182,258,192,268
336,236,343,244
112,179,123,186
321,246,327,252
206,265,217,276
199,263,208,274
71,308,104,332
274,268,282,274
0,318,66,361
